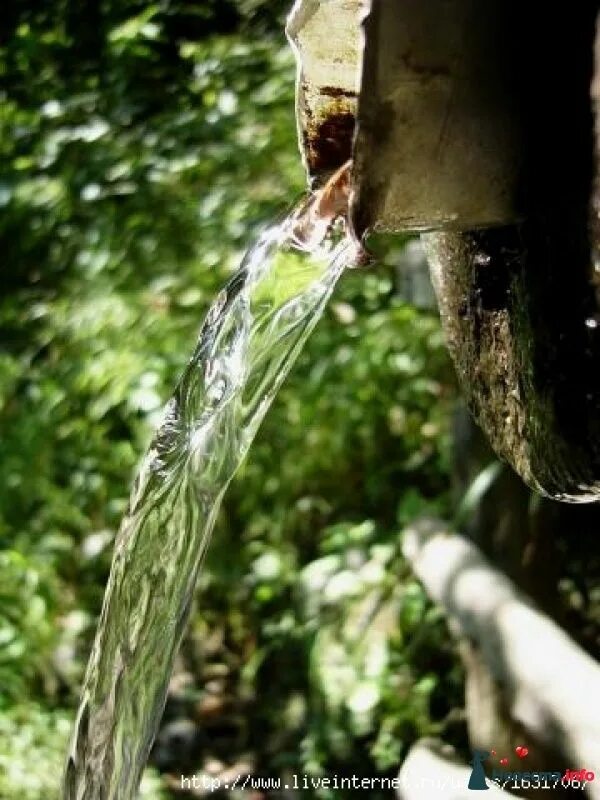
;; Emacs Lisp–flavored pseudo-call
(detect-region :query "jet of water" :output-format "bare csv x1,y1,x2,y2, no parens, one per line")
63,199,360,800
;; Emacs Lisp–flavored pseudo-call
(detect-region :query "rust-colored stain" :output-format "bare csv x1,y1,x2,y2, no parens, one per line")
302,97,356,179
319,86,358,99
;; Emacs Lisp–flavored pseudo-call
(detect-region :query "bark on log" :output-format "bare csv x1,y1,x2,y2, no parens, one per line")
419,4,600,501
401,518,600,799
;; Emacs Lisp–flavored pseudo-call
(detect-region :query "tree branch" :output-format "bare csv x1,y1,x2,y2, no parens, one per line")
401,518,600,798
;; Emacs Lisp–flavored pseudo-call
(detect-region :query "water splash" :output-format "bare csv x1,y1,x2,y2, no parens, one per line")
63,200,359,800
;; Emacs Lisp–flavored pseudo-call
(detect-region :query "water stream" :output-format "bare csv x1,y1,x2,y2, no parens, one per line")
63,198,359,800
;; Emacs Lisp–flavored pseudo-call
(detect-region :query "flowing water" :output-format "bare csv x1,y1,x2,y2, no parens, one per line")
63,198,360,800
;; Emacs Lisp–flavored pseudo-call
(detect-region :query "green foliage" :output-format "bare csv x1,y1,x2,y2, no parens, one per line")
0,1,463,798
0,550,59,702
0,706,72,800
0,704,165,800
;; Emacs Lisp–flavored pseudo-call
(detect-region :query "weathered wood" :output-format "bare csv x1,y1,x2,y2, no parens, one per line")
291,0,600,497
286,0,362,180
420,4,600,500
448,408,579,798
423,216,600,500
352,0,525,234
402,518,600,799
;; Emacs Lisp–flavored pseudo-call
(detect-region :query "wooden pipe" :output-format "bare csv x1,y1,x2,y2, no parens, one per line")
289,0,600,500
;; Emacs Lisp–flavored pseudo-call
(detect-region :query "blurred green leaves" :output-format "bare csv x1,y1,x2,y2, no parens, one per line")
0,550,59,704
0,706,72,800
0,1,463,797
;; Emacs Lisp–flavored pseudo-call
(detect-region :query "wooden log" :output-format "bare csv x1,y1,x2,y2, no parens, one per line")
401,518,600,799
